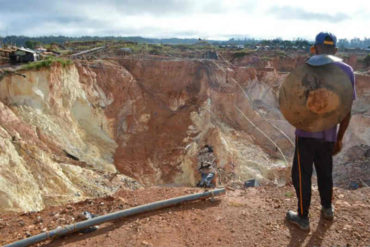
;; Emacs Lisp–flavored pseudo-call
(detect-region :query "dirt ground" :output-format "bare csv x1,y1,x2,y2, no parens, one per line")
0,185,369,247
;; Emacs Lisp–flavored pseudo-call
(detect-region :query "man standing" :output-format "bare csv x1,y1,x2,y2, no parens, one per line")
286,32,356,231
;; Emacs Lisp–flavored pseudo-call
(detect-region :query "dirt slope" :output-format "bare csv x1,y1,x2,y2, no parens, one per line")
0,185,369,247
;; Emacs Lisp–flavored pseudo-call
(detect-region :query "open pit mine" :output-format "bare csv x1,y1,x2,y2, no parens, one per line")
0,51,369,246
1,53,369,212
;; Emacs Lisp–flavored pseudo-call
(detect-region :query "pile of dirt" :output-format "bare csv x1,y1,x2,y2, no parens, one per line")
0,185,369,246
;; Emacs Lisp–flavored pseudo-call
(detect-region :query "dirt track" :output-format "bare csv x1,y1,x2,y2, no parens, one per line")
0,185,369,247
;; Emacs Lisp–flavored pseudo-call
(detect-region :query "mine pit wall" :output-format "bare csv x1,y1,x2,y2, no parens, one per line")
73,58,296,186
92,58,295,186
333,73,370,187
0,58,299,213
0,64,138,213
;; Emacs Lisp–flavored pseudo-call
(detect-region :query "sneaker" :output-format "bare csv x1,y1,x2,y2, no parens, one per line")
321,206,334,220
286,210,310,231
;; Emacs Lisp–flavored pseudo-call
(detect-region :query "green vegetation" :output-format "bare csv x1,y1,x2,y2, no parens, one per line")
20,57,72,71
276,50,287,58
25,40,42,49
232,51,248,59
231,49,255,60
2,35,370,50
363,54,370,67
284,191,294,198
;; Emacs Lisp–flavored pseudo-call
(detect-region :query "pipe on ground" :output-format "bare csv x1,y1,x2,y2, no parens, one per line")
4,188,225,247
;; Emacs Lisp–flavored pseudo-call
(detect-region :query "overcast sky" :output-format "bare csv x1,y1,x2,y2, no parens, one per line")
0,0,369,40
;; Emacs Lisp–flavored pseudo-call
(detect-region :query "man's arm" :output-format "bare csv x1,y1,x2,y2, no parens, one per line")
333,112,351,155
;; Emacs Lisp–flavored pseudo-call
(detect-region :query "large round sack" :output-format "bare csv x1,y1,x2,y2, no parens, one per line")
279,63,353,132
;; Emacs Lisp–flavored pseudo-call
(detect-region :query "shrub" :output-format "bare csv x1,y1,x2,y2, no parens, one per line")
20,57,73,71
364,54,370,67
232,51,248,59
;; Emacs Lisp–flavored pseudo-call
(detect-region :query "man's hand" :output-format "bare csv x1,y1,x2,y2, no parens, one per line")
332,140,342,155
333,112,351,156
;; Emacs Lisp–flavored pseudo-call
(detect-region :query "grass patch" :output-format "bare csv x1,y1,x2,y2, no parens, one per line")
232,51,248,59
276,50,287,58
231,49,254,60
20,57,73,71
284,191,294,198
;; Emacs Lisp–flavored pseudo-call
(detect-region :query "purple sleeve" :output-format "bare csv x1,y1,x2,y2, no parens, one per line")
334,62,356,100
350,69,356,100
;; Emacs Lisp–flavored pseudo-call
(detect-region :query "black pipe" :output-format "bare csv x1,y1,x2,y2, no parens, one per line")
4,188,225,247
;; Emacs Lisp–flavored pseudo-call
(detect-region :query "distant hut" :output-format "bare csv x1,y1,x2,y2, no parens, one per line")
9,48,39,64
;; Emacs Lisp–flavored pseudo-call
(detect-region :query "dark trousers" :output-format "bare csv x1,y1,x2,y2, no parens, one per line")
292,137,334,218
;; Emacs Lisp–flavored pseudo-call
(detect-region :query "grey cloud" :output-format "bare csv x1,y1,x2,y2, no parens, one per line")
112,0,196,15
269,6,349,22
0,0,208,17
110,0,248,15
0,0,229,35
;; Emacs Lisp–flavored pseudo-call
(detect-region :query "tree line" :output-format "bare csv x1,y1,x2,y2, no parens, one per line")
1,35,369,49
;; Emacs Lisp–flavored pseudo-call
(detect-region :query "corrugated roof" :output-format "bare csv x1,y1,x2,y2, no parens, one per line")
17,47,37,54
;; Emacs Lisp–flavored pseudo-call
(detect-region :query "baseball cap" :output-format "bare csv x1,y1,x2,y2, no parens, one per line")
315,32,337,46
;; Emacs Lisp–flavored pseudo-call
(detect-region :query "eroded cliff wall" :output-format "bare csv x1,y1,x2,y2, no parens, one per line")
0,64,138,212
75,58,295,187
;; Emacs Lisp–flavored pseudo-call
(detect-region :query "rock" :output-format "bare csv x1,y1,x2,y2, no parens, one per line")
36,216,43,223
349,181,360,190
27,224,36,230
216,216,223,221
336,200,351,207
353,231,361,240
364,148,370,158
141,240,152,246
357,221,364,226
83,211,98,220
57,218,66,224
343,224,352,230
118,197,127,203
18,220,25,226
